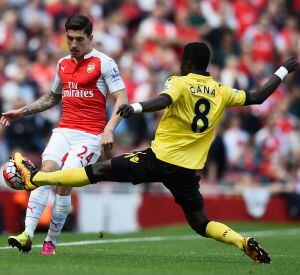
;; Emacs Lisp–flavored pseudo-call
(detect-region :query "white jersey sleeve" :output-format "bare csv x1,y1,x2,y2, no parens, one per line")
100,57,125,93
51,61,62,94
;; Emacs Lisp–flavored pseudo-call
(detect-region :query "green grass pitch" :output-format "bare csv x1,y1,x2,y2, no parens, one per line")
0,222,299,275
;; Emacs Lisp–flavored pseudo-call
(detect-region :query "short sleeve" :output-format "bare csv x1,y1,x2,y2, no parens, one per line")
101,58,125,93
222,85,246,107
160,76,182,103
51,62,62,94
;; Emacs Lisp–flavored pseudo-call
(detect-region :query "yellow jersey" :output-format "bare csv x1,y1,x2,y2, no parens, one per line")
150,73,246,169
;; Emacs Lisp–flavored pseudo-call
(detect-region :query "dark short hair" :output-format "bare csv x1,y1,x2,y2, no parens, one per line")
182,42,210,71
65,15,93,36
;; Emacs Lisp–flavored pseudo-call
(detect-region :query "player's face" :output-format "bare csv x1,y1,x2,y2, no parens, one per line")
66,29,93,59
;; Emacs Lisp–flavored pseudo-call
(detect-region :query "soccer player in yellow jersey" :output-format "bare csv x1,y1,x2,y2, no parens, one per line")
14,42,298,263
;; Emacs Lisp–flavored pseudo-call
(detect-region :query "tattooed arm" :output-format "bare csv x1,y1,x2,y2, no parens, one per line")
0,91,62,126
21,91,62,115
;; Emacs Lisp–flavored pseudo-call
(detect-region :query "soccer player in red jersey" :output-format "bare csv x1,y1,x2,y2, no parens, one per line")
0,15,128,254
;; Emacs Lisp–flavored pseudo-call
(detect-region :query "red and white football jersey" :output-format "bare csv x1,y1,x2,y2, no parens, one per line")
51,48,125,135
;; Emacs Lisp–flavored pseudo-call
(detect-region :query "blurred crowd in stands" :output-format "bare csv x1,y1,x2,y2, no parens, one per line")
0,0,300,217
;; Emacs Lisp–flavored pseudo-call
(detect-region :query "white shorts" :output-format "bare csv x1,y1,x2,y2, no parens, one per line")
42,128,101,169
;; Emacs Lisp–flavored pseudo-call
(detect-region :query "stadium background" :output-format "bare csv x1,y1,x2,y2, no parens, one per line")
0,0,299,234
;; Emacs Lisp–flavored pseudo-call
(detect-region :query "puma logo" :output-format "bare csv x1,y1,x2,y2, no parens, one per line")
51,220,59,228
61,65,66,72
27,206,35,213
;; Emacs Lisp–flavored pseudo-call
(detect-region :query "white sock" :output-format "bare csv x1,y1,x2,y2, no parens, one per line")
45,194,71,245
25,185,51,239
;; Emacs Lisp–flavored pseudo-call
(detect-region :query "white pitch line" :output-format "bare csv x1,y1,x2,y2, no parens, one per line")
241,228,300,237
0,227,299,250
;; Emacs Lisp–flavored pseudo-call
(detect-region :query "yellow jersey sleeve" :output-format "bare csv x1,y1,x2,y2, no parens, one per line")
160,76,182,103
221,85,246,107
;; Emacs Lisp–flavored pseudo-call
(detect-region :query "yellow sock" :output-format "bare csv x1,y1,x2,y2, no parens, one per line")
205,221,244,250
33,167,91,187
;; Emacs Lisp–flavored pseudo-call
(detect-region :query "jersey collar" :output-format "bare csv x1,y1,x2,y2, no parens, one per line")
192,70,210,76
83,48,96,59
188,72,211,78
71,48,95,63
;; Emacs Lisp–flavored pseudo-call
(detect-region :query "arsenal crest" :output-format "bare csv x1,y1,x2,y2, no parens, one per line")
87,63,95,73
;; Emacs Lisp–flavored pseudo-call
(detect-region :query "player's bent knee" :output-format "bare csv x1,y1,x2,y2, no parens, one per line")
56,186,72,195
41,160,60,172
183,207,210,237
197,220,210,237
188,219,210,237
92,162,105,176
90,160,113,180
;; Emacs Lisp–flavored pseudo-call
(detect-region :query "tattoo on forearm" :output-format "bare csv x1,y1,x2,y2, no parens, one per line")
22,92,62,115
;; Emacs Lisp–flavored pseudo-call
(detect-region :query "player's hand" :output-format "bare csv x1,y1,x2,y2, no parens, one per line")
116,104,134,118
101,130,114,152
0,109,24,126
282,57,298,73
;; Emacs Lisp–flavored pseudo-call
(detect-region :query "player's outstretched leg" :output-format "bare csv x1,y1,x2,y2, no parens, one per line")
14,152,116,188
8,231,32,253
14,152,90,188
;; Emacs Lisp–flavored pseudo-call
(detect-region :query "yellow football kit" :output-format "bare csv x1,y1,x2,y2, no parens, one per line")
22,72,270,261
151,73,246,169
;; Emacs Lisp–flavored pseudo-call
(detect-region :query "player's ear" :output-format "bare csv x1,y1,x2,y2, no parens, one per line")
89,34,93,42
185,59,192,70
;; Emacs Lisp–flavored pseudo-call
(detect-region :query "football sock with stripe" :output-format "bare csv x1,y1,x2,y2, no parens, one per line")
45,194,71,245
25,185,51,239
205,221,244,250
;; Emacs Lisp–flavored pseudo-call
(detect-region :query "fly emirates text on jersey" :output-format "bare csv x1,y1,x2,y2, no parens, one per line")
62,81,94,98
